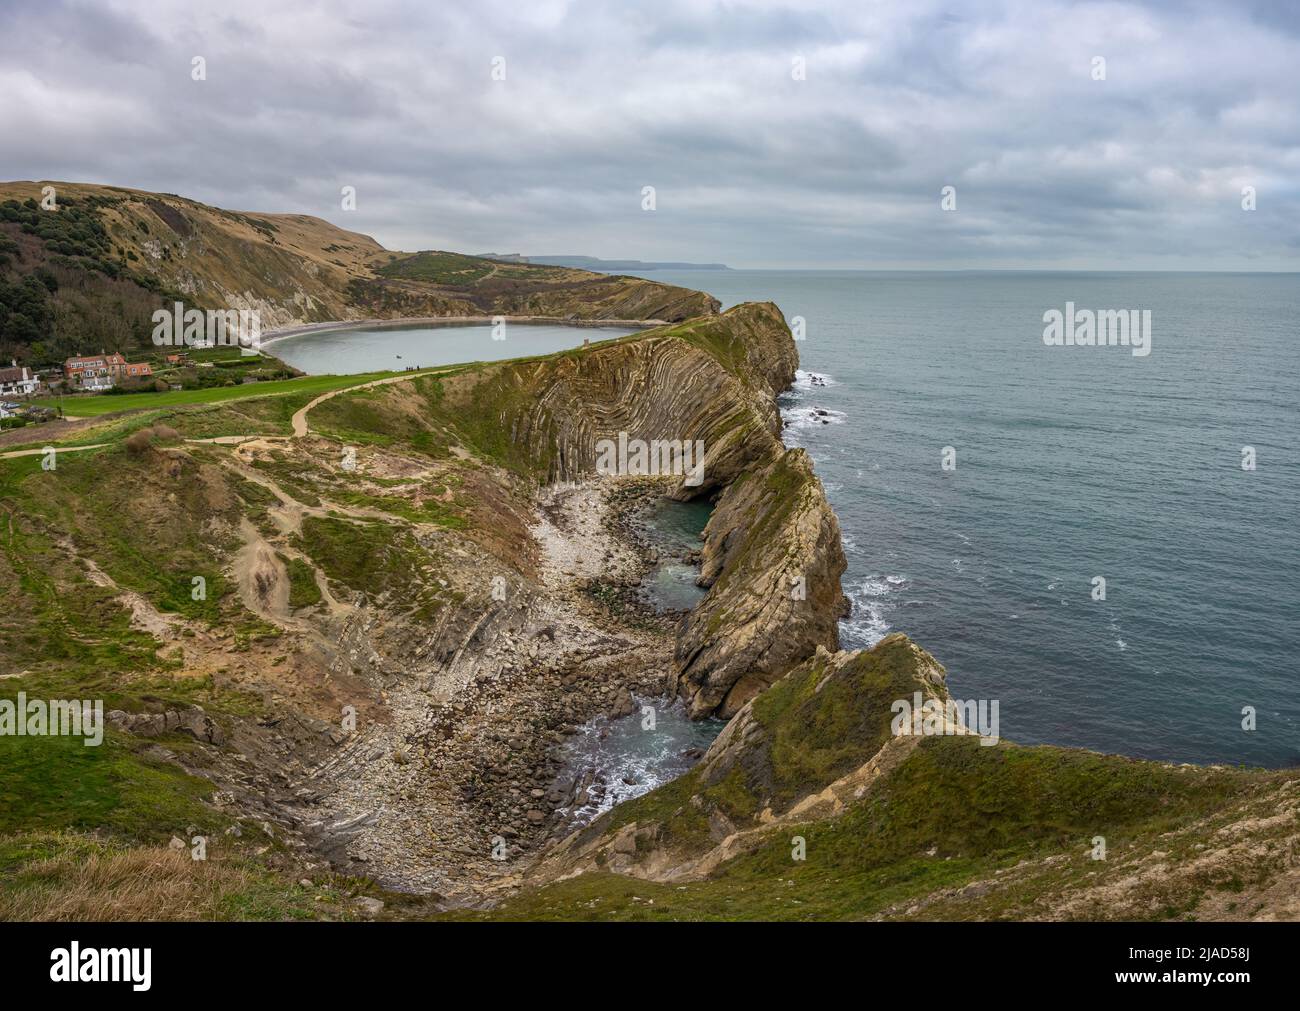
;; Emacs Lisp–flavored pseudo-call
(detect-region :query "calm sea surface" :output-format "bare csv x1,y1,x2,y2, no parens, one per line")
633,269,1299,767
266,321,633,374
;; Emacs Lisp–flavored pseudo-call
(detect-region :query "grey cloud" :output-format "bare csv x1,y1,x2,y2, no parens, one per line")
0,0,1295,268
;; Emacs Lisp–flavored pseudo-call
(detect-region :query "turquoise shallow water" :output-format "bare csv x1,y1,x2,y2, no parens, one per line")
267,321,634,374
635,269,1298,767
634,497,712,613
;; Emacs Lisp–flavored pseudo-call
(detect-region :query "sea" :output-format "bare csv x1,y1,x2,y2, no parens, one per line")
631,269,1299,769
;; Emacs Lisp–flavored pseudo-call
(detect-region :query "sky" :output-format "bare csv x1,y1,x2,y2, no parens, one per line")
1,0,1297,269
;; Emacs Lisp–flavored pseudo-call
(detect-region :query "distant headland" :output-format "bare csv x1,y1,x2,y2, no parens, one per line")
477,253,732,271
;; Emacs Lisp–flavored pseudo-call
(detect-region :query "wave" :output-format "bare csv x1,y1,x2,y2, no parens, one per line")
792,368,838,391
556,694,722,825
839,574,908,649
784,406,847,433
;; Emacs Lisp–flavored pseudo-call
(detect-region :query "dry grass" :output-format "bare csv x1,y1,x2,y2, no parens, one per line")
1,843,260,921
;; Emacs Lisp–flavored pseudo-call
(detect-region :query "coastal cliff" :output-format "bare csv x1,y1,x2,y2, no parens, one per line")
481,636,1300,921
675,448,849,717
313,300,849,719
405,300,795,493
2,241,1296,921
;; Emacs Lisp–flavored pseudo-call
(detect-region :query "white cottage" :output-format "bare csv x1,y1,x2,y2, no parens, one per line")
0,362,40,398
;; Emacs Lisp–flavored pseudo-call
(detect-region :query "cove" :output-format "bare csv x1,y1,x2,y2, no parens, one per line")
265,320,637,375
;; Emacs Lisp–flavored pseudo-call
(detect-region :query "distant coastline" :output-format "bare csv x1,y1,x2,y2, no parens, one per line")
475,253,731,272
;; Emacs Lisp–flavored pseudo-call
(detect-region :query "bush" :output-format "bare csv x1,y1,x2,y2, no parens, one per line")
125,429,153,455
125,424,181,455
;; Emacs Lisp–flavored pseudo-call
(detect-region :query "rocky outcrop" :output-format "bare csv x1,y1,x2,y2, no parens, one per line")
433,301,797,495
107,706,227,745
689,636,951,820
673,448,849,717
525,635,956,883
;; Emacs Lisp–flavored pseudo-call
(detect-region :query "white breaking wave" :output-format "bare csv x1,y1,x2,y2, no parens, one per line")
839,574,907,648
792,368,838,391
784,406,847,433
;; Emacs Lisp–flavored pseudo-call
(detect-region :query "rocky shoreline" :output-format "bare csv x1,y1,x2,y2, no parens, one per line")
285,476,718,899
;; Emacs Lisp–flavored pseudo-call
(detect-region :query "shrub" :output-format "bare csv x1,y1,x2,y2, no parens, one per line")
125,429,154,455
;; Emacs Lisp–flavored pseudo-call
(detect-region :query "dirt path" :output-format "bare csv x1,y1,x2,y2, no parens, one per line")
0,443,108,459
291,370,442,437
185,435,262,445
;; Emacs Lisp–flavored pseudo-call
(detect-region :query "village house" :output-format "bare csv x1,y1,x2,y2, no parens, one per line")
63,353,154,391
0,361,41,397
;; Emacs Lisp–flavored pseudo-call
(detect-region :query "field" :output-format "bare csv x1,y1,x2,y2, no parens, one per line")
30,370,411,417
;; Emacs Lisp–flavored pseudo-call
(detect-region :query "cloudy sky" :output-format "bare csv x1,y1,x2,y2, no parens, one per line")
2,0,1297,269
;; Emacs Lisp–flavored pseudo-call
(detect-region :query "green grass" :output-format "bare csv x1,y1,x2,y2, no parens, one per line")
296,516,426,596
281,555,323,609
155,396,309,440
376,250,495,285
0,506,164,677
749,637,929,807
4,444,234,623
309,374,457,456
0,829,371,922
0,729,219,839
31,369,414,417
332,486,467,528
456,737,1264,922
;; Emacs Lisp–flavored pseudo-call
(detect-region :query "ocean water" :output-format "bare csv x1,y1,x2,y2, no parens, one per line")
632,269,1299,768
558,694,725,824
266,321,634,374
634,497,712,613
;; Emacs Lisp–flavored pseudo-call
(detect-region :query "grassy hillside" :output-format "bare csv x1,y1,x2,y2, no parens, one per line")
0,181,720,371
